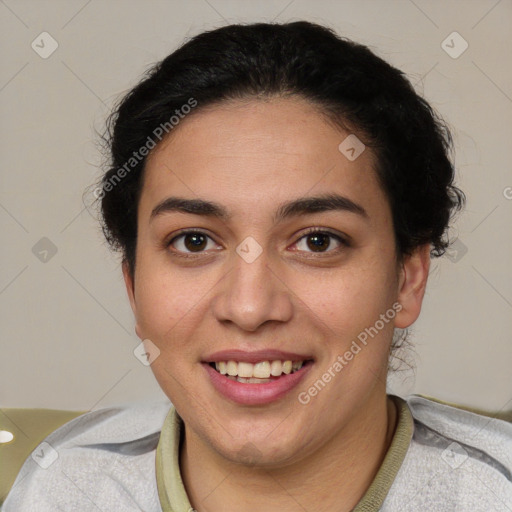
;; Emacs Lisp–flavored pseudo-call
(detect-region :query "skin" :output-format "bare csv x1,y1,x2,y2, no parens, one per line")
123,96,430,512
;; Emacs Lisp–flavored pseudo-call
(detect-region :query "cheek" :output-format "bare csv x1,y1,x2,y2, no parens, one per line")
133,267,203,398
306,270,397,395
294,262,397,337
133,261,198,343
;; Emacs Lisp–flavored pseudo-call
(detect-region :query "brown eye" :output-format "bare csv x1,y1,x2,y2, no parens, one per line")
294,229,347,254
305,233,331,252
169,231,216,253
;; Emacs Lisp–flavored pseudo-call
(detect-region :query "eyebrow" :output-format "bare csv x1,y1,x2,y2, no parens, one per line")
150,193,368,223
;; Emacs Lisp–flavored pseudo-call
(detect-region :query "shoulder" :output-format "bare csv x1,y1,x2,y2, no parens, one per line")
406,394,511,466
2,399,173,512
384,394,512,511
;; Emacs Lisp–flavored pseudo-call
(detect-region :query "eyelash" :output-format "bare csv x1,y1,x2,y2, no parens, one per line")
166,227,349,258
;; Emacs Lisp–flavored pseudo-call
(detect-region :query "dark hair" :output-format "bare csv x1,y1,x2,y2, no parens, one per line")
97,21,465,278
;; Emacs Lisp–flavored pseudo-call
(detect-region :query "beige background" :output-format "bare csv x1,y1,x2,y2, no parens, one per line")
1,0,511,412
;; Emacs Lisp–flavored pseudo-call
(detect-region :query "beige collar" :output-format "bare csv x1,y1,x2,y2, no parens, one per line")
156,395,414,512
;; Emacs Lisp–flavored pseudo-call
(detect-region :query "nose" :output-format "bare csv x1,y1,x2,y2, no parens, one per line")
210,245,294,332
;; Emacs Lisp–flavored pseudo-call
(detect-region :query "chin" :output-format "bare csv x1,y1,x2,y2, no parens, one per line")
227,441,301,468
209,425,308,469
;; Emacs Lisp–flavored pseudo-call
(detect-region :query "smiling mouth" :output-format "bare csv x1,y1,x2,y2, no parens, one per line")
208,359,313,383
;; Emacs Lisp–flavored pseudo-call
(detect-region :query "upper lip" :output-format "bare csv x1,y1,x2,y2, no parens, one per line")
203,349,314,364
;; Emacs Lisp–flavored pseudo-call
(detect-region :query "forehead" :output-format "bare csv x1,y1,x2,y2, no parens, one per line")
140,97,387,223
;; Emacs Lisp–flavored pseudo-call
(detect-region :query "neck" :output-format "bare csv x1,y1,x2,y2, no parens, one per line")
180,393,397,512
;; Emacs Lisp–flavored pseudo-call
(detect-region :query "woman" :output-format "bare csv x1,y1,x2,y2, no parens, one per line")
4,20,511,512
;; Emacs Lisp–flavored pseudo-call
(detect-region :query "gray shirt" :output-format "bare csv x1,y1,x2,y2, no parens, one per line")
3,395,511,511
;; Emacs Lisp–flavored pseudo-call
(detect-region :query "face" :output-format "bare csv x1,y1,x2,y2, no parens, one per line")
124,97,429,467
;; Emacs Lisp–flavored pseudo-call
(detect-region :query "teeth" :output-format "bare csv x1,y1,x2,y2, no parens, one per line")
214,359,304,378
253,361,270,378
226,376,273,383
228,375,271,384
282,361,292,374
227,361,238,376
248,377,268,383
238,362,253,378
270,360,282,376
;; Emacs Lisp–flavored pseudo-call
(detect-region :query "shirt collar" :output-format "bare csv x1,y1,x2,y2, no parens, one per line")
156,395,414,512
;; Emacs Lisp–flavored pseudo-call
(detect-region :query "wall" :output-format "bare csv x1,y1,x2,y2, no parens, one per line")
1,0,511,412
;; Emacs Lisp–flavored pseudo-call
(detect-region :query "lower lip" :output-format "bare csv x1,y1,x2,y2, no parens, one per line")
203,362,313,405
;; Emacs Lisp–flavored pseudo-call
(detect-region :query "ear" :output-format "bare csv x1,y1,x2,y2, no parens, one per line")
122,260,142,339
394,244,431,329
